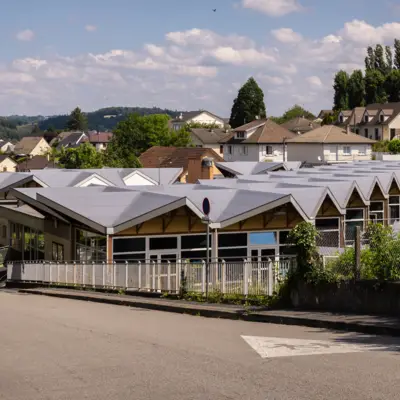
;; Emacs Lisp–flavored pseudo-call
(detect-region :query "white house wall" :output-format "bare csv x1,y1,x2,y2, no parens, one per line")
223,144,260,161
124,173,156,186
79,176,110,187
287,144,324,163
191,113,224,127
323,144,372,162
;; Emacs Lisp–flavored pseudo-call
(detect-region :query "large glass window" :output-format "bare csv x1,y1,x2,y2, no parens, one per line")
218,233,247,248
316,218,340,248
23,227,45,261
76,229,106,262
52,243,64,261
249,232,277,246
113,238,145,253
389,196,400,224
369,201,384,223
149,237,177,250
345,209,364,245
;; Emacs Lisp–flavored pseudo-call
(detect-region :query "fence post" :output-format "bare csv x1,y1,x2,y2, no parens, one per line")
243,261,248,296
92,262,95,288
354,226,361,281
268,259,274,296
167,261,171,292
73,262,76,285
65,262,68,285
152,261,156,291
201,260,206,294
113,262,117,288
125,261,129,289
222,260,226,294
102,262,106,288
138,261,142,290
176,260,180,293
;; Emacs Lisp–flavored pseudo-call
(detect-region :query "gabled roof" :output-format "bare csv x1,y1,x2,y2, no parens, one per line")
139,146,223,172
287,125,376,144
16,155,57,172
56,132,87,149
190,128,231,144
14,137,46,155
220,119,297,144
0,155,16,165
171,110,224,123
88,132,113,144
281,117,320,133
340,110,352,117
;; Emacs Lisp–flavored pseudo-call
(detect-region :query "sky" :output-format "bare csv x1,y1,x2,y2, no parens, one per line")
2,0,400,117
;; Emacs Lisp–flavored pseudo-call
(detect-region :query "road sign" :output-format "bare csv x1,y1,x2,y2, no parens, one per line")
202,197,210,216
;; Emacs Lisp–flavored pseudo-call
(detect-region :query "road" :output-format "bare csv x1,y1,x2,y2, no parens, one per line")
1,291,400,400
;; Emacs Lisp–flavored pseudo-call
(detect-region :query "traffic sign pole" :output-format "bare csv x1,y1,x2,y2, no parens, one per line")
202,198,211,300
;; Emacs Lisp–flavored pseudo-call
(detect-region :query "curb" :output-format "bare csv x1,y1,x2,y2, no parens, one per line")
18,289,400,337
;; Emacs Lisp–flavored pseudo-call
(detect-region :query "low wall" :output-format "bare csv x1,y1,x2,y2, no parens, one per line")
291,280,400,315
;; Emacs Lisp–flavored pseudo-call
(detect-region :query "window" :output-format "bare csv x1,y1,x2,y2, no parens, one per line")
345,209,364,245
375,128,379,140
242,146,248,155
390,196,400,224
23,227,45,261
364,128,368,137
76,229,106,262
315,218,340,248
218,233,247,248
236,132,245,139
358,146,366,155
52,242,64,261
343,146,351,155
149,236,177,250
355,129,359,135
227,145,232,155
369,201,384,223
391,129,396,140
220,145,223,154
364,115,369,122
265,145,273,155
249,232,277,246
380,114,385,123
339,115,344,123
113,238,145,253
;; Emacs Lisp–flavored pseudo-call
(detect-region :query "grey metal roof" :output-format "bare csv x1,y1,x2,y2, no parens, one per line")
215,162,301,177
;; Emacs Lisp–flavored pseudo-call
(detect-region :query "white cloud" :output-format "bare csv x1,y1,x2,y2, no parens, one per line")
242,0,303,16
340,19,400,45
85,25,97,32
211,47,275,66
259,74,292,85
272,28,302,43
306,76,323,88
16,29,34,41
145,44,165,57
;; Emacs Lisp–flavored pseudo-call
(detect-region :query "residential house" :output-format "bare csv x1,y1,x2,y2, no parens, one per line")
281,117,320,135
170,111,226,131
14,137,51,157
286,125,376,163
49,132,73,146
336,103,400,141
16,155,58,172
0,155,17,172
88,132,113,152
56,131,87,150
219,119,297,162
189,128,230,156
317,110,333,119
0,140,15,153
139,146,223,183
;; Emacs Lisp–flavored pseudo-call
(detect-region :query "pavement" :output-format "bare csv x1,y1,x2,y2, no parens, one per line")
1,289,400,400
17,287,400,337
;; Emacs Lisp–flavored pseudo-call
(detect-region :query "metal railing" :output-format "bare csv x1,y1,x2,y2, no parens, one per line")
7,257,296,296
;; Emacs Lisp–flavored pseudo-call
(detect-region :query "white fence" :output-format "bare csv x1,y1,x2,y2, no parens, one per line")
7,258,296,296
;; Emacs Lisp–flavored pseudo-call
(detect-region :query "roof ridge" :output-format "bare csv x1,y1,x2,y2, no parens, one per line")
323,125,334,142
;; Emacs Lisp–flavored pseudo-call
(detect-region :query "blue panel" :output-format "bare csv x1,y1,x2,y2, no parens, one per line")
249,232,277,245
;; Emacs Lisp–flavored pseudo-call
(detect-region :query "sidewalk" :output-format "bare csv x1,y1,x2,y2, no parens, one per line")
18,287,400,337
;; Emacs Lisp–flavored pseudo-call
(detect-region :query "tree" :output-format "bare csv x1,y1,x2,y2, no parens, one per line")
347,70,366,109
333,70,349,111
394,39,400,70
66,107,88,132
365,69,387,104
31,124,41,135
388,139,400,154
385,69,400,102
229,77,266,128
386,46,393,72
57,142,104,169
374,44,387,74
365,46,375,71
270,105,316,124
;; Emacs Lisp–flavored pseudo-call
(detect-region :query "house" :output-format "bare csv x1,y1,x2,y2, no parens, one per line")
88,132,113,152
219,119,297,162
0,140,15,153
317,110,333,119
16,155,58,172
49,132,72,147
0,155,17,172
286,125,376,163
281,117,321,134
139,146,223,183
7,161,400,275
14,137,51,157
189,128,230,156
336,103,400,141
56,131,87,150
170,111,226,131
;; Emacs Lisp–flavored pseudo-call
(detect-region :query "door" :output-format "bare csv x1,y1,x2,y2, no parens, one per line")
250,248,276,294
149,253,178,291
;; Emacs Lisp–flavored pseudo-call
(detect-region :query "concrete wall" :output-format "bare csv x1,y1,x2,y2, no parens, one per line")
287,143,323,162
291,280,400,316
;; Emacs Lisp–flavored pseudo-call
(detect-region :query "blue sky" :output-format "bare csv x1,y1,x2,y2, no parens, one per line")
2,0,400,117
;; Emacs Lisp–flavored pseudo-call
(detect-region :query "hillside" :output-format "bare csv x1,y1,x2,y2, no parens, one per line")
0,118,35,141
39,107,181,132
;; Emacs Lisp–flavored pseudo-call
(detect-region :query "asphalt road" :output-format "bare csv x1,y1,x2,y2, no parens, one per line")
1,291,400,400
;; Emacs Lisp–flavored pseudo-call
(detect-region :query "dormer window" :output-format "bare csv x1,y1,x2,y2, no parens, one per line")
364,115,369,123
380,114,385,123
236,132,245,139
339,115,344,123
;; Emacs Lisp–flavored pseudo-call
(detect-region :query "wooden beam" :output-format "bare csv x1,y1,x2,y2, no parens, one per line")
164,210,178,232
136,223,143,235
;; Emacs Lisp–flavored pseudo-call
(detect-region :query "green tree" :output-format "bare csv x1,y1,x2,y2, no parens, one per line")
66,107,88,132
57,142,104,169
388,139,400,154
347,70,365,109
333,70,349,111
229,77,266,128
394,39,400,70
386,46,393,72
385,69,400,102
271,104,316,124
374,44,387,74
31,124,41,135
365,46,375,71
365,69,387,104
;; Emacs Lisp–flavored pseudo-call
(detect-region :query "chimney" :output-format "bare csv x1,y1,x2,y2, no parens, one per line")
346,124,350,134
187,156,214,183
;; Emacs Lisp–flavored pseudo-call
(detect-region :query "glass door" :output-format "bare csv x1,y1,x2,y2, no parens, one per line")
251,248,276,262
149,253,178,292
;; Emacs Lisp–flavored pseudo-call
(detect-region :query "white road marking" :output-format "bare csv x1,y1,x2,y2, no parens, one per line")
241,335,398,359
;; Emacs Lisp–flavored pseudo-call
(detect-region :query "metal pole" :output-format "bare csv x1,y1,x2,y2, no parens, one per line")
206,218,210,299
354,226,361,281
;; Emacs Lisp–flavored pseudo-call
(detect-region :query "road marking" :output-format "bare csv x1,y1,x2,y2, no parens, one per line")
241,336,398,359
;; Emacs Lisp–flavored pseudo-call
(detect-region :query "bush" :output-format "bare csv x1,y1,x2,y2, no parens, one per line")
388,139,400,154
372,140,389,153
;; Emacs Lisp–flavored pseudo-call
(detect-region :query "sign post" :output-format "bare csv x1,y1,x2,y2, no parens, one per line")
202,198,211,299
